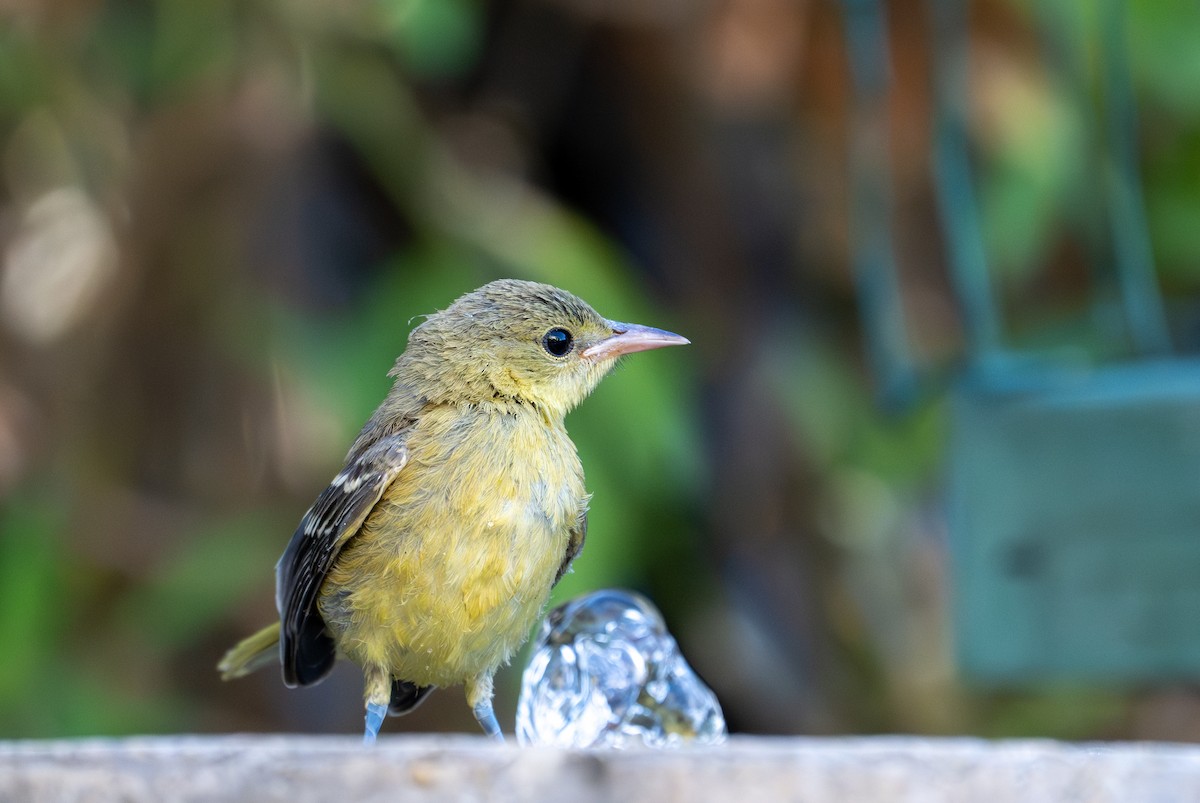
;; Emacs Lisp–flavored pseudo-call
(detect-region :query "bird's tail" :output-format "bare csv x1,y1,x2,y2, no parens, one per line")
218,622,280,680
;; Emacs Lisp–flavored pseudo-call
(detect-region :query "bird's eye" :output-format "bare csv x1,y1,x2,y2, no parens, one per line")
542,327,573,357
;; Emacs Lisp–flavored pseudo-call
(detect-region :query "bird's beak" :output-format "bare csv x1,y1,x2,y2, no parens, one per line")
581,319,690,362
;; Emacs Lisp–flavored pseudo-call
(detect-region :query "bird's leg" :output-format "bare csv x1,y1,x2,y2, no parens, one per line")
473,701,503,742
364,702,387,745
363,666,392,745
466,673,504,742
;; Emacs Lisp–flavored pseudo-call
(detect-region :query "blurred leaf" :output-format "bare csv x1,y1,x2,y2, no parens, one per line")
149,0,238,96
379,0,484,78
267,242,483,429
0,31,53,113
1145,130,1200,281
1129,0,1200,122
775,334,946,488
0,497,69,703
977,69,1085,284
977,687,1127,740
116,510,290,650
53,670,185,738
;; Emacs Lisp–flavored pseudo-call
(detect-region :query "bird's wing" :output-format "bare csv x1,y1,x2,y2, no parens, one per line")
554,508,588,586
275,431,410,687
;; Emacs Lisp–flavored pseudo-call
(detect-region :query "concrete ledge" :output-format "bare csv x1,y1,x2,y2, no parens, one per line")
3,735,1200,802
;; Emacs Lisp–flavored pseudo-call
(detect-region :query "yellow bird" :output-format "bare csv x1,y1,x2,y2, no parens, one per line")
219,279,689,742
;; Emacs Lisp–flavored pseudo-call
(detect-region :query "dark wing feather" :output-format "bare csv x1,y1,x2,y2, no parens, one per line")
554,509,588,586
275,432,410,687
389,680,435,716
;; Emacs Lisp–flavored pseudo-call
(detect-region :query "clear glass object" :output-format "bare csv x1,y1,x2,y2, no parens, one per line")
516,589,727,748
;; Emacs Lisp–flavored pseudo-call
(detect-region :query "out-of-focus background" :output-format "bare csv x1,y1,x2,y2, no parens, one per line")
3,0,1200,741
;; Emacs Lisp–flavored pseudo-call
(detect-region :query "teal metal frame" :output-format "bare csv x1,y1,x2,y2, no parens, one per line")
843,0,1200,681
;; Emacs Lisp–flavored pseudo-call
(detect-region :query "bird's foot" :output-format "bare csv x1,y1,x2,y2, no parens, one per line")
364,701,388,745
473,701,504,742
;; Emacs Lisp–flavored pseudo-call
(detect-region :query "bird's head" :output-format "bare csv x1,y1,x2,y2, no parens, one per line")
392,279,689,417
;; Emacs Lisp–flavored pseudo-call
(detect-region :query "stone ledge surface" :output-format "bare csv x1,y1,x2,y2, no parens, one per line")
3,735,1200,803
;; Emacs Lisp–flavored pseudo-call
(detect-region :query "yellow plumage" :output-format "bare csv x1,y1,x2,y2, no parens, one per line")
218,279,687,741
319,403,587,704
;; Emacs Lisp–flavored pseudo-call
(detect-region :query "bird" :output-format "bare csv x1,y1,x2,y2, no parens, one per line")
218,279,689,743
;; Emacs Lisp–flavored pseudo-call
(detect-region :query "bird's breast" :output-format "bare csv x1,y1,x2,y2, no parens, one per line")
319,405,586,685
